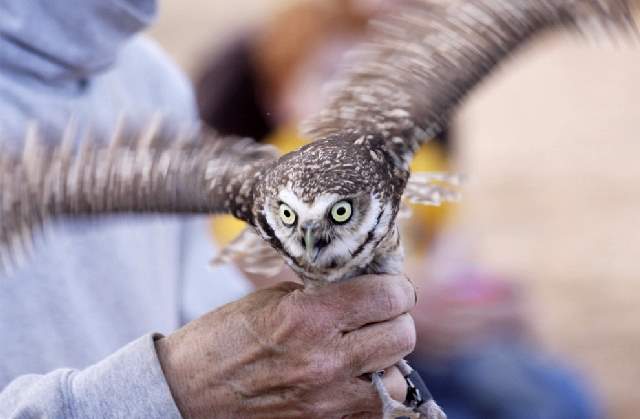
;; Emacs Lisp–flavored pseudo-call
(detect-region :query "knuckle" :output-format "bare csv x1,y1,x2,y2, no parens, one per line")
393,315,416,354
377,276,415,316
403,276,418,308
379,283,403,315
396,275,417,310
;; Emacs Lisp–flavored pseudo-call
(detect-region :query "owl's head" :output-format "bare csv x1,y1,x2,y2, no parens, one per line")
252,136,408,283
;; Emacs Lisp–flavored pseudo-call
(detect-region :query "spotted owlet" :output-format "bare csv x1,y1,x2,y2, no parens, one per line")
1,1,638,418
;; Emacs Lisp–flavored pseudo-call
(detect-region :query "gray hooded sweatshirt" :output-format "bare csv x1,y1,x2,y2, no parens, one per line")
0,0,252,417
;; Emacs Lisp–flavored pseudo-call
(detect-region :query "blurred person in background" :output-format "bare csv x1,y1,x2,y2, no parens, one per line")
407,248,603,419
0,1,417,417
196,1,604,418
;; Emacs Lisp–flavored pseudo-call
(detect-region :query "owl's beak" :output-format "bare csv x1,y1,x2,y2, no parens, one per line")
301,222,320,261
304,227,317,260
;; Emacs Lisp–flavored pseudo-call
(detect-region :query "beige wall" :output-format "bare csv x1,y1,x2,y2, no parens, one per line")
456,31,640,419
151,3,640,417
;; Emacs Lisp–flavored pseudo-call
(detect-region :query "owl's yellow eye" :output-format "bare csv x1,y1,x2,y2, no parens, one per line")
330,201,352,224
279,203,297,226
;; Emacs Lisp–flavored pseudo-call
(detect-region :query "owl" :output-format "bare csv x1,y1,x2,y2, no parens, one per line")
1,1,637,418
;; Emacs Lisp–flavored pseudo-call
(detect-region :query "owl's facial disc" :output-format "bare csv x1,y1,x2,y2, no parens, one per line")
273,191,350,263
264,187,384,274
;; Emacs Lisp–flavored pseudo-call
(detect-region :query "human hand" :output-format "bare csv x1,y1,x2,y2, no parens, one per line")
155,274,416,419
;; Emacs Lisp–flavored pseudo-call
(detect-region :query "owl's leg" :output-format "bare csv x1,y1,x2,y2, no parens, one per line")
395,359,447,419
372,359,447,419
372,370,420,419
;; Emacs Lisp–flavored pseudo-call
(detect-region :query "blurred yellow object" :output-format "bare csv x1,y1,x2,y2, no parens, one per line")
210,214,248,246
210,126,455,258
265,125,308,154
404,136,454,260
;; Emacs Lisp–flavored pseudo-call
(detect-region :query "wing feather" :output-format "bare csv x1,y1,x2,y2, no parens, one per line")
403,171,463,206
303,0,638,166
210,227,284,277
0,122,278,273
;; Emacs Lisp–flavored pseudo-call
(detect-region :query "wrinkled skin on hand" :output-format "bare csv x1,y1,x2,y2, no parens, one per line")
156,274,416,419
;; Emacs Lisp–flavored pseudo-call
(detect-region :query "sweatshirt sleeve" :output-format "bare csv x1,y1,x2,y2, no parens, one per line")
0,334,182,419
0,0,157,82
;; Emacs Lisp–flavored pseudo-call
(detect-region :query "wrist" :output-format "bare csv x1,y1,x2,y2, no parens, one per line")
155,335,193,418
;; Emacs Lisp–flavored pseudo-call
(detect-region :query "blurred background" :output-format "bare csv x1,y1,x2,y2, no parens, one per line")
150,1,640,418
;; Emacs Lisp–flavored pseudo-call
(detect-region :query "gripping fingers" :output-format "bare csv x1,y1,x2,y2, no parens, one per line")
342,313,416,376
304,274,416,333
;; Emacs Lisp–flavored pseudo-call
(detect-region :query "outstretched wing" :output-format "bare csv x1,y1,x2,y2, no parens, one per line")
303,0,638,167
0,120,278,273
